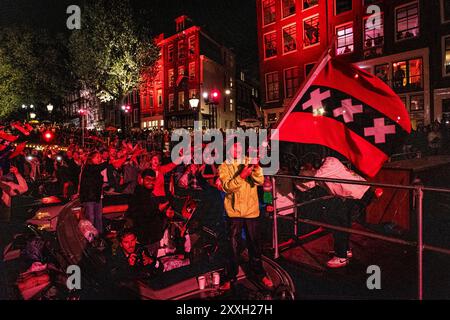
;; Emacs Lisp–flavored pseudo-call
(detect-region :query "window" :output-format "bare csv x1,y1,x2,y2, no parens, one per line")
392,58,423,91
303,0,318,10
335,0,352,15
157,90,162,107
178,66,185,78
282,0,296,18
263,0,276,25
305,63,315,77
230,99,233,112
168,69,175,87
188,35,196,56
444,36,450,76
264,32,278,59
441,0,450,23
336,23,354,55
364,14,384,48
374,64,389,83
304,15,320,47
133,109,139,123
283,24,297,53
410,94,424,111
168,93,174,111
149,91,154,109
178,41,186,59
189,62,195,80
178,91,185,110
396,3,419,41
168,45,174,63
265,72,279,102
284,67,301,98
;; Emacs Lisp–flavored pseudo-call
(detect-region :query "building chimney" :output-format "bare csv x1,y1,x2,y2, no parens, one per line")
175,15,189,32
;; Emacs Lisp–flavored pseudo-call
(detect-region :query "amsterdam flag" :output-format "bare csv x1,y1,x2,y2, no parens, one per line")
272,54,411,178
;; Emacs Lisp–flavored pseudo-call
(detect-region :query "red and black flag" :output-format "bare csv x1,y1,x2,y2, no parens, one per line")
272,54,411,178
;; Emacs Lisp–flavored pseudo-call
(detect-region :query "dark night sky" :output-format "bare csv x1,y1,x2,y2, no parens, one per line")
0,0,259,78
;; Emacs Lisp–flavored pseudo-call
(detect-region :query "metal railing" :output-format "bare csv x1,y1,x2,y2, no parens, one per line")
270,174,450,300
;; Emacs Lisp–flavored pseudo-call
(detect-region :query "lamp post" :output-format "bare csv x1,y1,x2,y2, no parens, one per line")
22,104,34,121
47,103,53,123
121,105,131,133
78,109,87,147
29,112,36,120
189,94,200,129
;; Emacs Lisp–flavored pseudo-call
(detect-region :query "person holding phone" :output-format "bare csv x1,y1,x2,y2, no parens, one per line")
218,141,273,290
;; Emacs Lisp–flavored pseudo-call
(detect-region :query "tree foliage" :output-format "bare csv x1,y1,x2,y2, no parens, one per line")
69,0,160,103
0,27,74,120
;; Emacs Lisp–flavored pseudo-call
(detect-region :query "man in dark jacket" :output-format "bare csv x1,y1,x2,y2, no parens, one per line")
110,229,163,282
79,151,109,234
126,169,170,254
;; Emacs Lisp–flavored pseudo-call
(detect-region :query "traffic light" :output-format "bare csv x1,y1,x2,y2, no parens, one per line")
43,130,54,143
210,89,220,105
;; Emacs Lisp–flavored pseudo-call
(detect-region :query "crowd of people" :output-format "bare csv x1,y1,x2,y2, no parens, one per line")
0,118,449,292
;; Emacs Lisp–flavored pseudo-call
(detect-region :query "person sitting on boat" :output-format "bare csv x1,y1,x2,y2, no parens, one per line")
126,169,172,255
110,229,163,281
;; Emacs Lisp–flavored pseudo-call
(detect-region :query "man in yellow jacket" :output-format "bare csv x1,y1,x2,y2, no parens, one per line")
218,141,273,290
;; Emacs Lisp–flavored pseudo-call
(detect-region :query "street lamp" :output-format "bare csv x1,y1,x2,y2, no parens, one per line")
189,94,200,129
29,112,36,119
121,105,131,132
46,104,53,113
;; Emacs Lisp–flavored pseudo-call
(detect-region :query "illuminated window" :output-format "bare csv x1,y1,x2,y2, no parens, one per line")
283,24,297,53
444,36,450,76
335,0,352,15
188,35,196,56
157,90,162,107
168,69,175,87
303,0,318,10
392,58,423,91
364,14,384,48
284,67,301,98
410,94,424,111
265,72,279,102
178,66,185,77
304,15,319,47
178,41,186,59
169,93,174,111
178,91,185,110
168,45,174,63
282,0,296,18
189,62,195,80
264,32,278,58
263,0,276,25
149,91,154,109
336,23,354,55
396,2,419,41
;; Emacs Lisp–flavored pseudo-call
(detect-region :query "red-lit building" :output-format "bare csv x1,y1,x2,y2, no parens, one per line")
140,16,236,130
256,0,450,128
